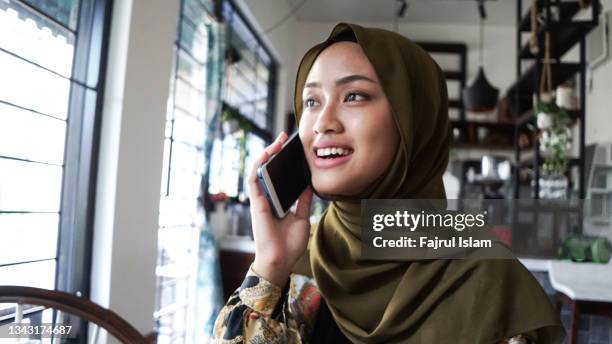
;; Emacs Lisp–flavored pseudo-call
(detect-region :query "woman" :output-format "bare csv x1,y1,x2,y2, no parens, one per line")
212,23,564,344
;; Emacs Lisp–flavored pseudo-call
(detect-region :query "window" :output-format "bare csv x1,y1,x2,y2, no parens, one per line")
155,0,217,343
208,0,277,199
223,1,275,131
0,0,112,336
0,0,109,293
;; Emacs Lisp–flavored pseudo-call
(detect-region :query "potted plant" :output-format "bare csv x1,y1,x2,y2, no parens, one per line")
534,96,572,198
220,103,251,180
221,104,241,135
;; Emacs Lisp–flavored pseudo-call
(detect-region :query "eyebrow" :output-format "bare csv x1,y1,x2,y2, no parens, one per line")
304,74,376,88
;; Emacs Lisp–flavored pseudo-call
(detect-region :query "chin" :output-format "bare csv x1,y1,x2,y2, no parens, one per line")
311,175,359,197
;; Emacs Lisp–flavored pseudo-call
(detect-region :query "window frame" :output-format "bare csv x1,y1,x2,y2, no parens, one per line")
55,0,114,299
223,0,277,135
208,0,277,198
154,0,218,342
0,0,114,337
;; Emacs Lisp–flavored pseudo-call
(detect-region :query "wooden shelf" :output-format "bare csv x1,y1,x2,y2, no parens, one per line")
507,62,581,97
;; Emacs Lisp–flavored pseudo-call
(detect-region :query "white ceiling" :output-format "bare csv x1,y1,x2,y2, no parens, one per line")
285,0,517,26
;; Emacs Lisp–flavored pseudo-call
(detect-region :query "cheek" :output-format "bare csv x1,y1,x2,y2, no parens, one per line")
351,110,398,165
298,116,314,143
378,116,400,153
351,105,398,148
298,112,314,131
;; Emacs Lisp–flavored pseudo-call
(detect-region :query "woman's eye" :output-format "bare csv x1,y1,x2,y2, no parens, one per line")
344,92,369,102
304,98,319,108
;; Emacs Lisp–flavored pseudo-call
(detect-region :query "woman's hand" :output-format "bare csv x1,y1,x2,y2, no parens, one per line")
248,131,314,287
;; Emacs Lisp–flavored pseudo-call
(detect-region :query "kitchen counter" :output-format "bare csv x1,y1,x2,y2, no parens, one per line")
219,235,255,253
518,258,552,272
517,258,612,303
549,260,612,302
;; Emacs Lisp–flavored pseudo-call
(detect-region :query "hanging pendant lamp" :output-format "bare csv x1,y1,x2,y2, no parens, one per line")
463,0,499,113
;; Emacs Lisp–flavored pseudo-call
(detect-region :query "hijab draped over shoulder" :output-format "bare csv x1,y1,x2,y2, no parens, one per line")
292,23,564,344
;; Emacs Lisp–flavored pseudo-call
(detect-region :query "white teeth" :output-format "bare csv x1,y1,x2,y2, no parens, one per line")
316,147,353,157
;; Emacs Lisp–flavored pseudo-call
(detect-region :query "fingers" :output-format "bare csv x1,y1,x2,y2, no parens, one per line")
247,132,287,187
294,186,314,220
266,131,288,155
247,150,269,198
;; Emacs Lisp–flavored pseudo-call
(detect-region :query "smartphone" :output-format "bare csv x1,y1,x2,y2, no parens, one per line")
257,131,311,218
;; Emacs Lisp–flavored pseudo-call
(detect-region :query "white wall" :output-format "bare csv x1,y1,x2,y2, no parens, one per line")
90,0,179,342
293,21,517,96
586,0,612,144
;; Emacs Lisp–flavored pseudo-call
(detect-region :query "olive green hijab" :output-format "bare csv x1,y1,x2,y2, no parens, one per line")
293,23,564,344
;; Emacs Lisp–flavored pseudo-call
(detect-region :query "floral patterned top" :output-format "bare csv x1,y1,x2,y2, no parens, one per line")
212,264,535,344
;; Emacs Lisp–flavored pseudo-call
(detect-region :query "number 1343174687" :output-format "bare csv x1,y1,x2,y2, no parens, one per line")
1,323,74,338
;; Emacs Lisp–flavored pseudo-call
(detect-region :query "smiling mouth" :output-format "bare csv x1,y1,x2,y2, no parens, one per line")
314,147,354,159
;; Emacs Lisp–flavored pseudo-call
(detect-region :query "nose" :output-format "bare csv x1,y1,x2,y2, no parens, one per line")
313,101,343,135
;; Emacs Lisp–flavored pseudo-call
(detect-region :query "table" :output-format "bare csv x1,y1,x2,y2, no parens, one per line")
549,261,612,344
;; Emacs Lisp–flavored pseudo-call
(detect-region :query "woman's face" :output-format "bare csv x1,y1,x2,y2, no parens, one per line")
299,41,400,196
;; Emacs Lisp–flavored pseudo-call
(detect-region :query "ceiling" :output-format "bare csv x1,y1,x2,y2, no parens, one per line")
285,0,517,26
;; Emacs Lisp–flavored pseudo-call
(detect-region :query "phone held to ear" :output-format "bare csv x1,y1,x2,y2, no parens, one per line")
257,131,311,218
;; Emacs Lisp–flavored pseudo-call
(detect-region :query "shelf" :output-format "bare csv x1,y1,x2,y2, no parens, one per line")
449,99,463,108
451,120,515,150
416,42,467,54
520,23,596,59
515,201,582,212
418,41,467,121
511,0,596,199
444,71,464,80
451,143,514,150
519,1,582,32
518,156,581,168
515,109,582,127
451,120,514,130
507,62,581,97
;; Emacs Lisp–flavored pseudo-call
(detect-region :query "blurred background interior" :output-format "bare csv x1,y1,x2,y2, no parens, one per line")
1,0,612,343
